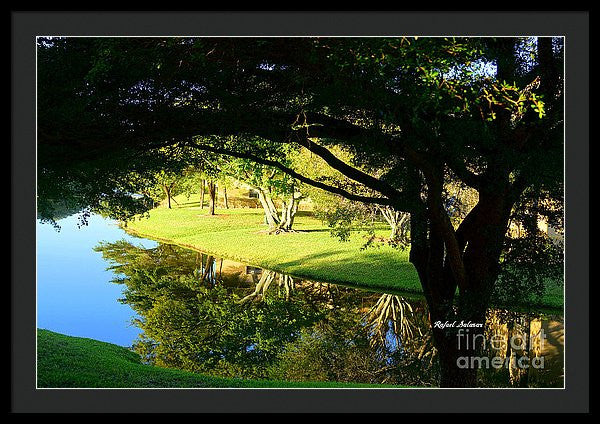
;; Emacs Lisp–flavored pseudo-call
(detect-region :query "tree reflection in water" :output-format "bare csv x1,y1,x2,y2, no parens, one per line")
95,240,563,387
481,309,564,387
365,294,437,370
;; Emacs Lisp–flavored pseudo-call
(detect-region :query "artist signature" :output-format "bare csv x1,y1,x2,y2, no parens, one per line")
433,320,484,329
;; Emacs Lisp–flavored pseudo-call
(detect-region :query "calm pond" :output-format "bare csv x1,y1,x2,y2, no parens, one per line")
37,213,564,387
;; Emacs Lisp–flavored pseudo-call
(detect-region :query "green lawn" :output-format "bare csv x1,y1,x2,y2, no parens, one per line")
37,329,404,388
127,196,423,294
126,194,563,310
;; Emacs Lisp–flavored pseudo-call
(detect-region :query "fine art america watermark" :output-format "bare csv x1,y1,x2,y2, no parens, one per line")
433,320,547,370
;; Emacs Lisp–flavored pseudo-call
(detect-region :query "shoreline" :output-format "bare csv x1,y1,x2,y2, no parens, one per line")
123,203,564,313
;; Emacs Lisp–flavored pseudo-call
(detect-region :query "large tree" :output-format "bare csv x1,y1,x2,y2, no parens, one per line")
37,37,563,387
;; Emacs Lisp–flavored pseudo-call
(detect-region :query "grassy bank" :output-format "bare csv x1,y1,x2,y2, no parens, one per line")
37,330,403,388
127,197,423,294
126,194,563,310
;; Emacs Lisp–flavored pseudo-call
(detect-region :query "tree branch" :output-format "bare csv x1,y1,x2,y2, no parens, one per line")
445,157,482,190
289,135,407,203
189,142,399,207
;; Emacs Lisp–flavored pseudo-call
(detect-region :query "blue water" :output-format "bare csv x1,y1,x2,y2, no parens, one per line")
36,213,158,346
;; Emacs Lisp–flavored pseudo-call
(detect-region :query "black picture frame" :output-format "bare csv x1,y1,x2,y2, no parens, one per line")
11,10,589,413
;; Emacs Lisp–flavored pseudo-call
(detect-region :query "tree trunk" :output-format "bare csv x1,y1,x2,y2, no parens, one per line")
435,326,479,387
422,224,506,387
255,186,301,233
200,179,205,209
422,260,490,388
279,193,299,231
208,181,216,215
162,184,172,209
240,270,277,303
278,274,295,300
257,188,280,230
223,186,229,209
379,206,409,241
200,255,216,286
405,162,514,388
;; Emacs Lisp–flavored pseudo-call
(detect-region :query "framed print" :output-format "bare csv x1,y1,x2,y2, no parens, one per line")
11,10,589,414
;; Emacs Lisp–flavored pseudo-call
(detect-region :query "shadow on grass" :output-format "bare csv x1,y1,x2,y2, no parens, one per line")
269,249,422,293
177,201,202,208
277,228,331,233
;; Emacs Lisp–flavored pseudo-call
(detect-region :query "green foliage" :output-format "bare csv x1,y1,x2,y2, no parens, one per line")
268,302,439,386
37,152,157,226
315,200,375,243
133,282,324,380
222,157,294,197
495,235,563,307
38,37,563,234
268,317,387,384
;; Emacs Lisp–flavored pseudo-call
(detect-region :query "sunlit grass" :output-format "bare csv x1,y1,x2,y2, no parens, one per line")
126,193,563,309
127,194,422,294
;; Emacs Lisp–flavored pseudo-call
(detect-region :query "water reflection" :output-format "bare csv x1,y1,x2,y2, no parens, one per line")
480,310,564,387
95,240,564,387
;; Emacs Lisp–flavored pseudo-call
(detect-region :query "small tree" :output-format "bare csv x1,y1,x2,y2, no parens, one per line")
221,155,305,233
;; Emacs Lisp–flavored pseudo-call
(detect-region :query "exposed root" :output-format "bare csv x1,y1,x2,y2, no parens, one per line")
268,228,298,235
256,228,300,235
